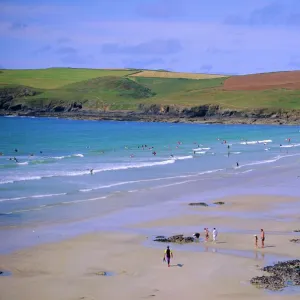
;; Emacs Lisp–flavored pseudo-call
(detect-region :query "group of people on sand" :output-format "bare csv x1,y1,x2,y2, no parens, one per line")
254,229,265,248
198,227,218,242
163,228,265,267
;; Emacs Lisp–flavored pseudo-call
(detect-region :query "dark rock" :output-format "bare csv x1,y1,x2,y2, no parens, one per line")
294,230,300,232
95,271,107,276
53,106,65,112
0,271,2,275
154,234,195,244
9,104,22,111
250,275,285,291
188,202,208,207
250,260,300,291
213,201,225,205
290,239,300,243
155,235,166,239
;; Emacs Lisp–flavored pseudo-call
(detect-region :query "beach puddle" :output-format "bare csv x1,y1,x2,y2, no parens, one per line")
0,270,12,276
146,237,291,265
268,285,300,296
93,271,115,277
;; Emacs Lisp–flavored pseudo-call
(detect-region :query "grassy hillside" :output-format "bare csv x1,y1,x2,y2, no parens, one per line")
0,68,138,89
1,68,300,111
129,70,226,79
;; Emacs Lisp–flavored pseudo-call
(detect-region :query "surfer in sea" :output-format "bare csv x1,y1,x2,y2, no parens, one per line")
90,169,94,175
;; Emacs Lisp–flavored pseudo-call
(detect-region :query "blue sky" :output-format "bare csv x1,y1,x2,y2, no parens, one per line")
1,0,300,74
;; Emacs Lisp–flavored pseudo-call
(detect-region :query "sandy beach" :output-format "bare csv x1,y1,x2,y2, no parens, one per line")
1,193,299,300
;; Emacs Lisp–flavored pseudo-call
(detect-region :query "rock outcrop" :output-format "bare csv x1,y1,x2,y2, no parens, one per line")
188,202,209,207
250,260,300,291
154,235,195,244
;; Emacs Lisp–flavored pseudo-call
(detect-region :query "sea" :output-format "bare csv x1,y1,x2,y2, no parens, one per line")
1,116,300,252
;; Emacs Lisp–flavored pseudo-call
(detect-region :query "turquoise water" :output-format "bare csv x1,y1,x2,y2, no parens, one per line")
1,116,300,227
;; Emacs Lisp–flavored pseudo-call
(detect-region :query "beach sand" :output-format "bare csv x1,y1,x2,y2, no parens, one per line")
1,194,299,300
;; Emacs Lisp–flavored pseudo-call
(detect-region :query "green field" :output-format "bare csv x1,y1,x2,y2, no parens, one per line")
1,68,300,111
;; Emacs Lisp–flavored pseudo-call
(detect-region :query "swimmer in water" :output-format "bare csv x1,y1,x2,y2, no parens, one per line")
15,149,18,152
236,162,239,167
90,169,94,175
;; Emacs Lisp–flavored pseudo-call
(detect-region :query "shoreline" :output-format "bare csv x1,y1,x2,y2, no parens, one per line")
1,110,299,125
1,192,300,300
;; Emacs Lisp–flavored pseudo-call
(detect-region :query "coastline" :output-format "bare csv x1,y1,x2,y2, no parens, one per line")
1,109,299,125
1,116,300,299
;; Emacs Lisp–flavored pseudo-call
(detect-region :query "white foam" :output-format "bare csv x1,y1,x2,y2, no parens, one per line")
280,143,300,148
231,152,241,154
0,176,42,185
174,155,193,160
241,153,300,168
0,193,67,202
240,140,272,145
17,162,29,165
63,196,107,204
195,151,206,154
73,153,84,157
79,169,223,193
193,147,211,151
53,156,70,160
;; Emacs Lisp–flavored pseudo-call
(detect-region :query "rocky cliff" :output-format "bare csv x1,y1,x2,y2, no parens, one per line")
0,87,299,124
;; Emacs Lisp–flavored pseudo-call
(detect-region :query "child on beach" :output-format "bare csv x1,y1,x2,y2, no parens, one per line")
204,228,209,242
163,246,173,267
254,235,258,248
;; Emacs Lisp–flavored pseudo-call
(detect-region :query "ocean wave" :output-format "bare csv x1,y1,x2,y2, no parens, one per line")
53,153,84,159
231,152,241,154
241,153,300,168
17,161,29,165
280,143,300,148
0,176,42,185
2,195,108,214
195,151,206,154
193,147,211,151
0,159,176,185
240,140,272,145
79,169,223,193
151,169,223,189
174,155,193,160
0,193,67,202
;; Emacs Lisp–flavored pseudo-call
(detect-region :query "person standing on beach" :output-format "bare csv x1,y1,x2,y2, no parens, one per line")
260,229,265,248
212,228,218,243
204,228,209,242
163,246,173,267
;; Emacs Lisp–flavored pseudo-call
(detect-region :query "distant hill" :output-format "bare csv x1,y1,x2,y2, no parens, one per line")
0,68,300,124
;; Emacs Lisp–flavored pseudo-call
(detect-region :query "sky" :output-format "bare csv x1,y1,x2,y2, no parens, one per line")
0,0,300,74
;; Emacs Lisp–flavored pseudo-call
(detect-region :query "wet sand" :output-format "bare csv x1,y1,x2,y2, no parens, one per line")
1,194,300,300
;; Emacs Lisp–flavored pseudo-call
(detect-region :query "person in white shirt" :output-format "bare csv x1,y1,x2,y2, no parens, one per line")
212,228,218,242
